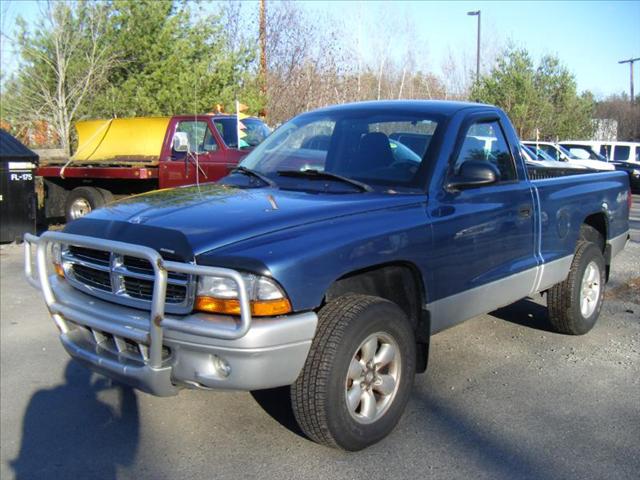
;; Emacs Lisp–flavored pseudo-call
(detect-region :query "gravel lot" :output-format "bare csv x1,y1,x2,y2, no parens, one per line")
1,196,638,480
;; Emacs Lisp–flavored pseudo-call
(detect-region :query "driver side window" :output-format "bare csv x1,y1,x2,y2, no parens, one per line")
453,120,516,182
173,120,209,156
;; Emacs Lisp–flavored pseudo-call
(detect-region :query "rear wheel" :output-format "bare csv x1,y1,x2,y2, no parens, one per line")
291,294,416,450
547,241,606,335
96,187,114,205
65,187,111,222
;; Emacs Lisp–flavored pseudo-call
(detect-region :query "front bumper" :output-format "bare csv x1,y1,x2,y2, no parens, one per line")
24,232,317,396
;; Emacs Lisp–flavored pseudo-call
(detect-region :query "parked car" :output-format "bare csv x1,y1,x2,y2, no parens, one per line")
522,141,615,171
521,143,587,169
560,140,640,164
36,114,270,222
25,100,631,451
557,142,640,191
560,143,609,162
608,160,640,193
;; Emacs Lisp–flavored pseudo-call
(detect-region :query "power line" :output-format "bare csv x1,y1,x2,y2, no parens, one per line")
618,57,639,103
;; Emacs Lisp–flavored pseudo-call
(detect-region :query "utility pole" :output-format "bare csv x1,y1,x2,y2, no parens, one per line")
259,0,267,117
618,57,639,104
467,10,481,84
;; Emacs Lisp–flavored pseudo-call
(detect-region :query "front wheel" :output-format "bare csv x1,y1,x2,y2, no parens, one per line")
291,294,416,450
547,241,606,335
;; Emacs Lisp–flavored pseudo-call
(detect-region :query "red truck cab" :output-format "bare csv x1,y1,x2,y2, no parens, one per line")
159,114,253,189
36,114,270,221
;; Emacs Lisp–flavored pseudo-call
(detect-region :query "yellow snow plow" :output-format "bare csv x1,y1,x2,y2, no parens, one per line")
72,117,171,165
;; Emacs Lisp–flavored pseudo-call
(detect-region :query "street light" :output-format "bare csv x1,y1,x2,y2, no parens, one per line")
467,10,481,84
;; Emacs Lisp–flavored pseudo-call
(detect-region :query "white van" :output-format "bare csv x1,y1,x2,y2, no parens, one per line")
560,141,639,164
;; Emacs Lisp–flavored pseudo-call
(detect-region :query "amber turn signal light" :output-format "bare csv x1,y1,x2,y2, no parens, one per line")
54,263,65,277
195,296,292,316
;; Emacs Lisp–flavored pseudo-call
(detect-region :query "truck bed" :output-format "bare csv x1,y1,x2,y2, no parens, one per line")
34,148,160,168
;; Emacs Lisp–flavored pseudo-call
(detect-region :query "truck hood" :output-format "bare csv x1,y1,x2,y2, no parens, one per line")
66,184,424,256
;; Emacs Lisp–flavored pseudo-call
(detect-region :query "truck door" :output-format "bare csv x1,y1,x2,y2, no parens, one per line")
212,118,248,172
161,119,225,188
429,116,537,316
201,119,236,180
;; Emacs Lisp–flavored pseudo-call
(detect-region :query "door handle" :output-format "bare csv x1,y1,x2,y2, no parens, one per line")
518,204,532,218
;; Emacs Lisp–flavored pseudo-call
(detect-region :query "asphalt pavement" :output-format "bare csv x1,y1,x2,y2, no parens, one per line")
1,196,638,480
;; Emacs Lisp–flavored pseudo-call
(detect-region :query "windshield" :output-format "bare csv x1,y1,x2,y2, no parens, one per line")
524,142,579,161
564,145,608,161
522,144,557,162
557,144,578,159
237,110,439,191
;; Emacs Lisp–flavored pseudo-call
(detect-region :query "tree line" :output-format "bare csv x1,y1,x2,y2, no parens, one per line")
1,0,637,154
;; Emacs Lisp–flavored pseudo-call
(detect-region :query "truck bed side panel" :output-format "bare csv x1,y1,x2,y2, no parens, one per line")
532,171,629,265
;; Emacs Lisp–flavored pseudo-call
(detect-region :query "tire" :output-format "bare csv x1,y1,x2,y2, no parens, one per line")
96,187,114,205
65,187,109,222
547,241,606,335
291,294,416,451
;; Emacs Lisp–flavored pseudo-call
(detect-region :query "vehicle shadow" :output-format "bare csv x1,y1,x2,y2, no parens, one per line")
488,297,556,333
250,386,307,439
10,360,140,480
251,299,557,441
409,386,563,480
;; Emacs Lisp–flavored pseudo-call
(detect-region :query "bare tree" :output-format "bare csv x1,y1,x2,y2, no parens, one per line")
441,48,473,100
265,2,352,124
596,94,640,141
4,1,118,155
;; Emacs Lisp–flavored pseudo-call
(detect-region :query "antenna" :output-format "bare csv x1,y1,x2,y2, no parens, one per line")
194,74,201,190
259,0,267,117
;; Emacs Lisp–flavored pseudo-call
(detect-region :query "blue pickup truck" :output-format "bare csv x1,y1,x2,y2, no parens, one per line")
25,101,631,451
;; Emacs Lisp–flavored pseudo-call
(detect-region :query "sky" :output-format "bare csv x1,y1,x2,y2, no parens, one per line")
1,0,639,99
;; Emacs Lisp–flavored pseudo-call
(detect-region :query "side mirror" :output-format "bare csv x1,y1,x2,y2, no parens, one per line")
173,132,190,152
447,160,499,190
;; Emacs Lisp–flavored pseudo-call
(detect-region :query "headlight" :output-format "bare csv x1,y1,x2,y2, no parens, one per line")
195,273,291,316
633,169,640,177
51,243,65,277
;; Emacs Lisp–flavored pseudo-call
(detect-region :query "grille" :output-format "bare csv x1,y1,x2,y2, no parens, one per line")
69,246,111,266
123,277,187,303
73,323,171,363
62,246,194,313
123,255,188,281
71,264,112,291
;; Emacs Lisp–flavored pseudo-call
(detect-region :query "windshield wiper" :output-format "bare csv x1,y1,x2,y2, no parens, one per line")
230,166,278,188
277,169,372,192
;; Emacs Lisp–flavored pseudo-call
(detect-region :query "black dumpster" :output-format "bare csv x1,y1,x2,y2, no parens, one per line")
0,130,38,243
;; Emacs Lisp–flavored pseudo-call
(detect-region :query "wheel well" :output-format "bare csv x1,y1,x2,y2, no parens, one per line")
582,213,607,249
324,263,430,373
582,212,610,280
